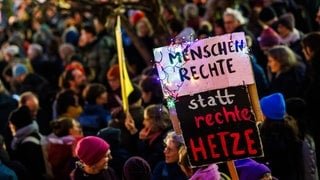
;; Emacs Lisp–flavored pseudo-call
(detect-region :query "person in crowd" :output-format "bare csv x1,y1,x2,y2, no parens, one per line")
105,64,122,117
0,79,18,152
55,89,83,119
140,76,163,107
124,104,172,169
71,136,117,179
47,117,83,180
58,43,76,67
152,131,187,180
123,156,151,180
276,13,305,59
78,83,111,136
286,97,319,180
259,93,304,179
178,144,221,179
0,134,27,180
235,158,273,180
93,16,116,82
97,127,130,178
109,84,144,155
9,106,47,179
301,32,320,173
18,91,52,135
79,24,111,83
265,45,306,98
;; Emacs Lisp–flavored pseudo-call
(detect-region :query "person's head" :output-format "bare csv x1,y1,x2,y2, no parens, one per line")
62,68,87,92
223,8,247,33
97,127,121,147
93,16,106,34
83,83,107,105
75,136,112,173
276,13,295,38
27,43,43,60
51,117,82,137
3,45,19,62
316,7,320,25
128,84,142,106
258,28,282,51
12,63,28,83
135,17,153,37
123,156,151,180
9,106,33,133
19,91,39,119
80,24,96,45
140,76,163,106
258,6,277,26
139,104,171,140
213,19,225,36
163,131,184,164
301,32,320,61
59,43,75,63
260,93,286,121
56,89,82,118
107,64,120,91
266,45,297,74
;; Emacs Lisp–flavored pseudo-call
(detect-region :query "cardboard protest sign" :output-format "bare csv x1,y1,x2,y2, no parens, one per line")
175,85,263,166
153,32,254,98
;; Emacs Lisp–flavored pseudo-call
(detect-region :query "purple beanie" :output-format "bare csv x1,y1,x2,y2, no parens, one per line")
123,156,151,180
258,27,282,48
75,136,110,166
235,158,271,180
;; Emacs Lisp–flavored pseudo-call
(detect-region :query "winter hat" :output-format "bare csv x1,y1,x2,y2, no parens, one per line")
129,10,145,25
259,7,277,23
123,156,151,180
75,136,110,166
12,63,28,78
3,45,19,56
235,158,271,180
258,27,282,49
190,164,220,180
9,106,33,130
128,84,142,105
260,93,286,120
97,127,121,146
107,64,120,80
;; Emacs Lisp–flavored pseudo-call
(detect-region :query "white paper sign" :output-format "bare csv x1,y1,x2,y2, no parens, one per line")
153,32,255,98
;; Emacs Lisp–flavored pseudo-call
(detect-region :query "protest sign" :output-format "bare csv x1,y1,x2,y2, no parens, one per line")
154,32,254,98
175,85,263,166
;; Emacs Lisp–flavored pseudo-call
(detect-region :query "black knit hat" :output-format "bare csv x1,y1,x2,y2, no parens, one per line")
259,7,277,23
128,84,142,105
9,106,33,129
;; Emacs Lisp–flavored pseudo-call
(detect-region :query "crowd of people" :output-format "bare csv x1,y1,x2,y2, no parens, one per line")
0,0,320,179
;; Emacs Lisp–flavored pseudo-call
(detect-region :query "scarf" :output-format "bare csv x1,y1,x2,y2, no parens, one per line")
11,121,40,150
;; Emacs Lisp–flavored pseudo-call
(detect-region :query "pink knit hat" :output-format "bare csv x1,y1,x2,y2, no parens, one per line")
75,136,110,166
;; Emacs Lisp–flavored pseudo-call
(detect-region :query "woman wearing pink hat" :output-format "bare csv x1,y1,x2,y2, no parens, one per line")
70,136,118,180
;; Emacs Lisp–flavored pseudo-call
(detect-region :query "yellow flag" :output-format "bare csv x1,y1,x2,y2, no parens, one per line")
115,16,134,112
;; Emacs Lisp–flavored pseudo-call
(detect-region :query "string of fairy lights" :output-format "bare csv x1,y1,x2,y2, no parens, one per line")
151,33,251,109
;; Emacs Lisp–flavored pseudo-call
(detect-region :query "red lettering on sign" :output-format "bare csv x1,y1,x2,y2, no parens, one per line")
207,134,220,158
190,137,207,161
245,128,258,155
